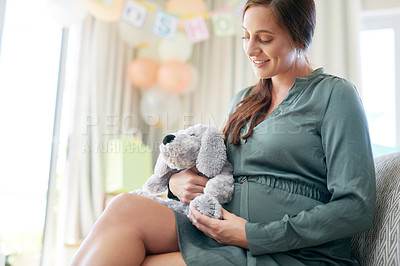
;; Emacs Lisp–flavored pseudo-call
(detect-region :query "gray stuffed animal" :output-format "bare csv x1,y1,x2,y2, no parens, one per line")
131,124,234,219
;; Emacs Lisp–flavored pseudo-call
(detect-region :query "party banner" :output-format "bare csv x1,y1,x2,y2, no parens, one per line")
120,0,148,28
153,11,179,40
211,13,235,36
79,0,247,44
184,16,210,43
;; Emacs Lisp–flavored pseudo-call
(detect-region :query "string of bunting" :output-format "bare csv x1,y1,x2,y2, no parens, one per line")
104,0,246,43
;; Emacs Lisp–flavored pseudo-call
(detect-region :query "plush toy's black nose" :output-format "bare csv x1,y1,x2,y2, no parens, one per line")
163,134,175,145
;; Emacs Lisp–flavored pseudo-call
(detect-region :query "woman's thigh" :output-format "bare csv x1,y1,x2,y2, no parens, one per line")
101,193,180,254
72,193,181,266
143,252,186,266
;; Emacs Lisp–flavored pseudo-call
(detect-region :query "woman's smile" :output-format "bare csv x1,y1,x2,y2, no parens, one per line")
251,58,270,68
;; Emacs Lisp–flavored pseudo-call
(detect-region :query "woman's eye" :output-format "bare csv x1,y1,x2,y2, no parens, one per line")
241,36,272,44
259,39,272,44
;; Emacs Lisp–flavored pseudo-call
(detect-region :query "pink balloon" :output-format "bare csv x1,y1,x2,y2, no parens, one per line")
128,57,159,89
158,60,193,94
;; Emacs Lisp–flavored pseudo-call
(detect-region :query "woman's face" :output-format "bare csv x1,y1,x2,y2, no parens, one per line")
242,5,297,79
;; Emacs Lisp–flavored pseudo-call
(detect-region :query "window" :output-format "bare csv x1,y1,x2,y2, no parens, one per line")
360,11,400,156
0,0,63,264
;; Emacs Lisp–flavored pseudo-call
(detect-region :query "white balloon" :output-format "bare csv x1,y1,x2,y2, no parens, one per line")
118,1,161,47
47,0,88,27
158,31,193,62
137,42,160,61
140,88,182,128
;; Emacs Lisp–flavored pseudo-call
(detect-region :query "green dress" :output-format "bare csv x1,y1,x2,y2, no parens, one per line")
173,68,376,265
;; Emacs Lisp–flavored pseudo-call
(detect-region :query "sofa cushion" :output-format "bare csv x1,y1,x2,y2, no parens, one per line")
351,152,400,265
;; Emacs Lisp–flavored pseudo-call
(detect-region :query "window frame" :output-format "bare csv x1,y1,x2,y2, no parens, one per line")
361,10,400,146
0,0,6,55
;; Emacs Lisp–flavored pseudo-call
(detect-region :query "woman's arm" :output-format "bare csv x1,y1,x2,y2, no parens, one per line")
168,167,209,205
243,80,376,255
187,80,376,255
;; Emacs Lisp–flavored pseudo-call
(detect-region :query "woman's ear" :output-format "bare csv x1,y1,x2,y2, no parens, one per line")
196,126,227,177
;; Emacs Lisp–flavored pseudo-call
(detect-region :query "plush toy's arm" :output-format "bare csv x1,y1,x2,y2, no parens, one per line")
143,169,180,194
220,161,233,175
203,170,234,204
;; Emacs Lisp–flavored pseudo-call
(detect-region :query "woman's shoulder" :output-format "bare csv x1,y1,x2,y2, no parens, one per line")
308,69,359,100
233,85,254,101
226,86,254,117
315,70,356,90
322,73,359,101
311,71,365,118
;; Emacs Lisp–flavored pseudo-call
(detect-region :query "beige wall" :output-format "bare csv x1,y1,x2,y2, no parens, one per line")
362,0,400,10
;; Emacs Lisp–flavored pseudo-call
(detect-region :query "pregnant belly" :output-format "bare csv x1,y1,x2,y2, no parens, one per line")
223,179,323,223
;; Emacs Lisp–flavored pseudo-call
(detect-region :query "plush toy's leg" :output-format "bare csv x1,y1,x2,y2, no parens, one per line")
130,190,188,215
189,194,222,219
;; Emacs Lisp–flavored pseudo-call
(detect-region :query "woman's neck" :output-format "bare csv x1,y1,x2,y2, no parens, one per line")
271,62,314,94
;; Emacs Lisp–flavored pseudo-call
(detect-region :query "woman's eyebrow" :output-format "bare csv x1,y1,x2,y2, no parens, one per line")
242,26,276,35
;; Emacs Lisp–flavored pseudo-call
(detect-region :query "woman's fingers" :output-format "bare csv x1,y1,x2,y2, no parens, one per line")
220,208,230,220
188,207,224,242
188,206,249,248
190,166,200,174
188,206,218,230
169,168,210,203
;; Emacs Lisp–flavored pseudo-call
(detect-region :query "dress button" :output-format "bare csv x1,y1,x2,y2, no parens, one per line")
240,138,247,144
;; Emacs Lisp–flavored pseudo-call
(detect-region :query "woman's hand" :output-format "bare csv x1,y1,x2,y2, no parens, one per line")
188,206,249,249
169,167,209,205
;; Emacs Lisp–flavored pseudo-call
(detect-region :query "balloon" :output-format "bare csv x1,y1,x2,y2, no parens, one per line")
165,0,207,29
158,60,193,94
140,88,182,127
118,1,162,47
137,42,160,61
86,0,124,22
158,31,193,62
128,57,159,89
47,0,88,27
165,0,207,15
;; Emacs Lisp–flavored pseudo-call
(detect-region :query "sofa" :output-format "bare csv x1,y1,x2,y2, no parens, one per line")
351,152,400,265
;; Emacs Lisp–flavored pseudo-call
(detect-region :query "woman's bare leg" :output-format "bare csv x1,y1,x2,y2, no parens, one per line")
142,252,186,266
70,193,185,266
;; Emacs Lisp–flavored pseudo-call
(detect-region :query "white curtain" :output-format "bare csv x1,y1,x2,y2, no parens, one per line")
62,17,136,240
42,1,363,265
309,0,363,92
156,0,256,135
48,16,142,266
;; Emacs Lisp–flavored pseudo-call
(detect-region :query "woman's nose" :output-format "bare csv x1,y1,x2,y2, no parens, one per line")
244,38,261,57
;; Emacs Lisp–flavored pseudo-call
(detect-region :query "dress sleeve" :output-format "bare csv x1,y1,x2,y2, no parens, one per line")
244,79,376,255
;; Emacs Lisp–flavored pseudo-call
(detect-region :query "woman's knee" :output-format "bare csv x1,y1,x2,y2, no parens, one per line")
99,193,179,253
106,193,148,214
104,193,173,226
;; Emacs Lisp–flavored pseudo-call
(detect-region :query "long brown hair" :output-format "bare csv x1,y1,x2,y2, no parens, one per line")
223,0,316,145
